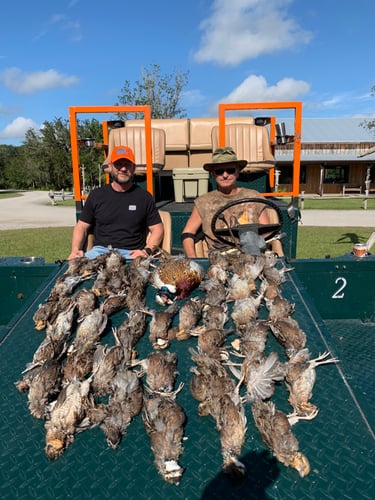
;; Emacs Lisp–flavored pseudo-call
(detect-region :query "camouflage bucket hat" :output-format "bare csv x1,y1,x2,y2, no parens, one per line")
203,146,248,172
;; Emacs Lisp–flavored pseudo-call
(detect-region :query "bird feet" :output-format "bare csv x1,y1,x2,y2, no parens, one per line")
311,351,339,367
287,407,319,426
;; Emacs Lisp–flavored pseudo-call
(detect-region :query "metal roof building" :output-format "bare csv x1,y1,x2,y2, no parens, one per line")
276,117,375,163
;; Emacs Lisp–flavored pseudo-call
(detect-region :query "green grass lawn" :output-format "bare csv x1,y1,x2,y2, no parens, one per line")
273,195,375,210
296,226,373,259
0,227,72,263
297,197,375,210
0,225,373,262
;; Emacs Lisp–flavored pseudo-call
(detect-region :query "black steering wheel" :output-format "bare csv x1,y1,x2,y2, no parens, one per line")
211,197,283,247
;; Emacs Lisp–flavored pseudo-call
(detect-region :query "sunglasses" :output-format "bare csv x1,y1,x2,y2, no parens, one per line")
213,167,237,176
113,161,134,170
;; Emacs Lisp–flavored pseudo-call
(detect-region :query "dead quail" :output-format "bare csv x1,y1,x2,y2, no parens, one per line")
262,250,279,270
32,296,74,331
262,263,293,287
210,391,247,479
104,250,125,273
142,302,179,350
227,273,253,301
251,399,310,478
125,257,151,309
284,348,338,424
172,297,203,341
49,272,90,299
71,306,108,349
269,316,307,359
229,252,265,283
189,348,246,478
190,349,236,417
26,302,76,371
265,293,295,322
99,367,143,449
77,253,108,277
22,359,62,419
207,249,230,269
73,288,97,321
193,328,230,360
44,376,93,460
201,303,229,331
240,351,285,403
116,310,148,352
32,297,59,331
231,319,270,355
142,395,186,484
231,278,268,333
206,263,228,284
101,292,128,316
91,251,129,297
62,345,96,383
231,296,262,333
62,307,108,381
132,351,179,396
263,281,280,302
64,256,89,276
200,278,227,307
91,340,125,397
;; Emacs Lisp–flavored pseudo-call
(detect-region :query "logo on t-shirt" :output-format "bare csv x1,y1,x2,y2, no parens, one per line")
129,205,137,211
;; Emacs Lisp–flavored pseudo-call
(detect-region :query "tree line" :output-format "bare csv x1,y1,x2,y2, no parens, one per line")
0,65,188,191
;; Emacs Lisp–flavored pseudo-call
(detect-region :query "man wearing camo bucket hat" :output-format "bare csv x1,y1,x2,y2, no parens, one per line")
181,146,270,257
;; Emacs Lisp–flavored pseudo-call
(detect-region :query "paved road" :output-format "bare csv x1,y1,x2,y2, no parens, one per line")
299,209,374,227
0,191,373,229
0,191,76,230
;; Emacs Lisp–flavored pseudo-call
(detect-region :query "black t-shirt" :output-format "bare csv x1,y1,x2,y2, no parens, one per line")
79,184,161,250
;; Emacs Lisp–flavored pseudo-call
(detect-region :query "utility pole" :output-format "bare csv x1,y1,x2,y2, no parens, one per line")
81,163,86,195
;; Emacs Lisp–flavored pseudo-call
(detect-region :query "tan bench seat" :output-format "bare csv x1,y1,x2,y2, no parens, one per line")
212,123,275,172
126,118,189,170
103,126,166,172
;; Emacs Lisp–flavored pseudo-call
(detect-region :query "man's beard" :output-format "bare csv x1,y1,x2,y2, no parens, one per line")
115,172,133,185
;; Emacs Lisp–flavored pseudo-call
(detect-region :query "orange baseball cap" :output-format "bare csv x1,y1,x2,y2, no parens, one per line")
110,145,135,164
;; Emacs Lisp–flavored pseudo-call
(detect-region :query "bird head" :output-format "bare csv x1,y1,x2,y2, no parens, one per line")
290,452,310,477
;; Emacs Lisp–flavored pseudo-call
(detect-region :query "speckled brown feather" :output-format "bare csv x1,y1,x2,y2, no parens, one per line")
251,399,310,477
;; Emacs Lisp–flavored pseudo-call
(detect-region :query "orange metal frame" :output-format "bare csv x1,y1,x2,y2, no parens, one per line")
69,102,302,205
68,105,154,204
218,102,302,198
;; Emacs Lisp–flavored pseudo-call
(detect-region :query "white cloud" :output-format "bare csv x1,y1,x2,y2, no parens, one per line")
218,74,310,105
0,67,79,94
181,89,207,110
0,117,40,139
33,13,82,42
194,0,313,66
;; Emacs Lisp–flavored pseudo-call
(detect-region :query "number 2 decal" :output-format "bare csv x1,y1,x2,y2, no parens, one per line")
332,277,347,299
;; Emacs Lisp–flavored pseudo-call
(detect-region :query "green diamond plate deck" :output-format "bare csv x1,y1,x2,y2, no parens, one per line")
0,262,374,499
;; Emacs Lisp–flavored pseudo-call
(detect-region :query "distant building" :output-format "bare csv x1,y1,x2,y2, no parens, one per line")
275,118,375,195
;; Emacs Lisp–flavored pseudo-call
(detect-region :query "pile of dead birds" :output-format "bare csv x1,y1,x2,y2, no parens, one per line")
15,249,337,484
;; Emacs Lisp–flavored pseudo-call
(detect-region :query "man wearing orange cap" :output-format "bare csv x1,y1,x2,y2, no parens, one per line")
68,145,164,260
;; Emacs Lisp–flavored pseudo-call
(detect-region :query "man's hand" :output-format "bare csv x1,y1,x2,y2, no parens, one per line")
129,249,150,259
68,250,85,260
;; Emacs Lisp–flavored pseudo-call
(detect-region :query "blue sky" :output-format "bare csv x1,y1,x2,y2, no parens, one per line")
1,0,374,145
